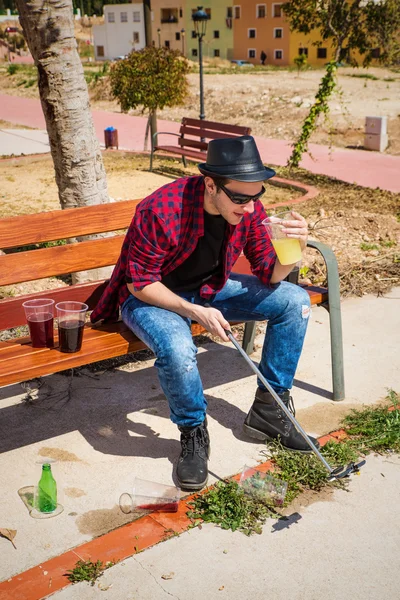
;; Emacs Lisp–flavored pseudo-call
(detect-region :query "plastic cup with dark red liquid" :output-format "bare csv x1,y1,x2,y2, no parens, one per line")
55,301,88,353
22,298,55,348
119,477,181,514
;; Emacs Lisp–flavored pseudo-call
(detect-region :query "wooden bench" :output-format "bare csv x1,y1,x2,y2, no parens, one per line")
0,200,344,399
150,118,252,171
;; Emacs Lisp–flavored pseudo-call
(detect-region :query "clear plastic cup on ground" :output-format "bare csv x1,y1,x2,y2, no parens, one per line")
262,211,303,265
55,301,88,353
119,477,181,514
239,465,288,508
22,298,55,348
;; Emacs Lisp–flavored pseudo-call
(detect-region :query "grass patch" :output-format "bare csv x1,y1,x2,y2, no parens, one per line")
347,73,379,80
187,479,278,536
66,559,115,586
187,391,399,535
360,242,379,251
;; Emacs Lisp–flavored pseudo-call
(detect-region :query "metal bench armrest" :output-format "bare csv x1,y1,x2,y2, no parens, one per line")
152,131,181,148
306,239,345,400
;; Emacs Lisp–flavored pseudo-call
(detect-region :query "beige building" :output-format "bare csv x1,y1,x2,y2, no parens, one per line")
93,3,146,61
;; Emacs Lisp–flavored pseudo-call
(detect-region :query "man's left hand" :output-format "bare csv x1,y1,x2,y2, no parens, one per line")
280,211,308,251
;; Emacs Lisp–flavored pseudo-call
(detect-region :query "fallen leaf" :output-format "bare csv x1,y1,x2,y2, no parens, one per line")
161,572,175,580
0,528,17,549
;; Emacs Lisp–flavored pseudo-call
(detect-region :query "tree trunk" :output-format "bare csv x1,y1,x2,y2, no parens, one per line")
16,0,109,210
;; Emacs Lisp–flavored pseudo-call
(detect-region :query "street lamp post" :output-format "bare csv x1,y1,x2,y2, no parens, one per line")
181,28,185,56
157,28,161,48
192,6,208,121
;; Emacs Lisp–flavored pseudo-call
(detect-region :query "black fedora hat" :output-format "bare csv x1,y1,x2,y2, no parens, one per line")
198,135,276,182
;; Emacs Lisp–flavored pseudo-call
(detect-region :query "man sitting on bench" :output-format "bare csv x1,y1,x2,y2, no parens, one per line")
91,136,318,491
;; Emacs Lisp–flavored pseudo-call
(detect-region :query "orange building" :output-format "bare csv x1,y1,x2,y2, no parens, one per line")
232,2,335,66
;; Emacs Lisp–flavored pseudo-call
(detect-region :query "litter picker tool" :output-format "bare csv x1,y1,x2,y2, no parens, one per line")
225,330,365,481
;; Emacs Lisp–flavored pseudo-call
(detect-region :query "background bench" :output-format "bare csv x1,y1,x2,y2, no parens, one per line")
0,199,344,399
150,118,251,171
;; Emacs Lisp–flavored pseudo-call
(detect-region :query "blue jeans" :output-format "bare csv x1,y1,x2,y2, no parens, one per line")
121,274,310,428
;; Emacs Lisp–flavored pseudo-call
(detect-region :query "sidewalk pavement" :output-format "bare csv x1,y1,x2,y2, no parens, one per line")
0,289,399,599
0,128,50,155
1,93,400,193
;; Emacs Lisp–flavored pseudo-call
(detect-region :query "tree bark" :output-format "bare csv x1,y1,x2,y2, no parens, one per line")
16,0,109,209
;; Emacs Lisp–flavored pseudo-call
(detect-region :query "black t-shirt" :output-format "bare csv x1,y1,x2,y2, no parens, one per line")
161,210,227,292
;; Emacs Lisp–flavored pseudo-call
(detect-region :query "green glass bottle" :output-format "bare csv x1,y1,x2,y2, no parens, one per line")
37,463,57,513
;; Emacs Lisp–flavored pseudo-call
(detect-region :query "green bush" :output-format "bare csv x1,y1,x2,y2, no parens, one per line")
109,46,189,114
7,63,19,76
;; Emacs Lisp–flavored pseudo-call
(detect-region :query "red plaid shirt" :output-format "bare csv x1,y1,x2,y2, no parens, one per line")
91,176,276,323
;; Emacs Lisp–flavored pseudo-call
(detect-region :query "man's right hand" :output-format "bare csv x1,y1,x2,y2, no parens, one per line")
191,305,231,342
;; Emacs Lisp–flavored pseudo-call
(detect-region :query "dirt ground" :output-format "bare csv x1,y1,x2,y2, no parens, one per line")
96,66,400,156
2,62,399,154
0,153,399,302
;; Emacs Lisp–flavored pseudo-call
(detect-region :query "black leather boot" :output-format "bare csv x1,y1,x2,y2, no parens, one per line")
176,419,210,491
243,388,320,453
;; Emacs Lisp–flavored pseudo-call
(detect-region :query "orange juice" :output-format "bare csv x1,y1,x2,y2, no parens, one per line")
272,238,302,265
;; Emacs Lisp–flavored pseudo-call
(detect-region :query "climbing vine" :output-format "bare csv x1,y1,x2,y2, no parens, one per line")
287,61,337,169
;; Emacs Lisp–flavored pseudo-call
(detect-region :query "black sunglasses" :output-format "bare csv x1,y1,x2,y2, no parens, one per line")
219,183,265,205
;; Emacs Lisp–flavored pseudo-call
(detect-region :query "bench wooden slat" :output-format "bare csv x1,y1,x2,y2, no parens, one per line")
181,118,251,136
180,125,245,141
154,145,207,160
0,235,125,286
0,281,108,330
0,322,206,387
178,137,208,151
0,199,141,249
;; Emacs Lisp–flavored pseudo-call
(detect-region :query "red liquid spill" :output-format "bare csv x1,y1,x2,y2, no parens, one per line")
137,502,178,512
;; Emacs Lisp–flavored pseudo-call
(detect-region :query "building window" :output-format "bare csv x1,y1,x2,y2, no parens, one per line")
107,12,115,23
248,49,256,58
274,49,283,59
274,28,282,38
133,32,140,44
248,29,256,38
214,49,220,57
298,47,308,56
192,48,198,57
133,11,140,22
120,11,128,23
234,5,241,19
180,8,183,18
161,8,178,24
257,4,266,18
273,4,282,17
205,8,211,18
192,30,197,38
176,32,181,41
96,45,104,57
227,7,233,18
371,47,381,58
165,40,170,48
317,47,327,59
214,30,220,39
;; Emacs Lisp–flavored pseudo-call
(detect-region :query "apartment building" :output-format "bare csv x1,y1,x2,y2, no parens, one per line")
150,0,185,53
232,2,335,66
93,3,145,61
183,1,234,61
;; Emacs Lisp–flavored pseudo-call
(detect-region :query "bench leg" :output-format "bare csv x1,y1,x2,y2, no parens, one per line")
307,240,345,401
150,149,154,172
242,322,257,355
182,155,187,168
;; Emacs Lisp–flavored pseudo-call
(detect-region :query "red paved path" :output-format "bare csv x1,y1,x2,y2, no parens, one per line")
1,93,399,192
